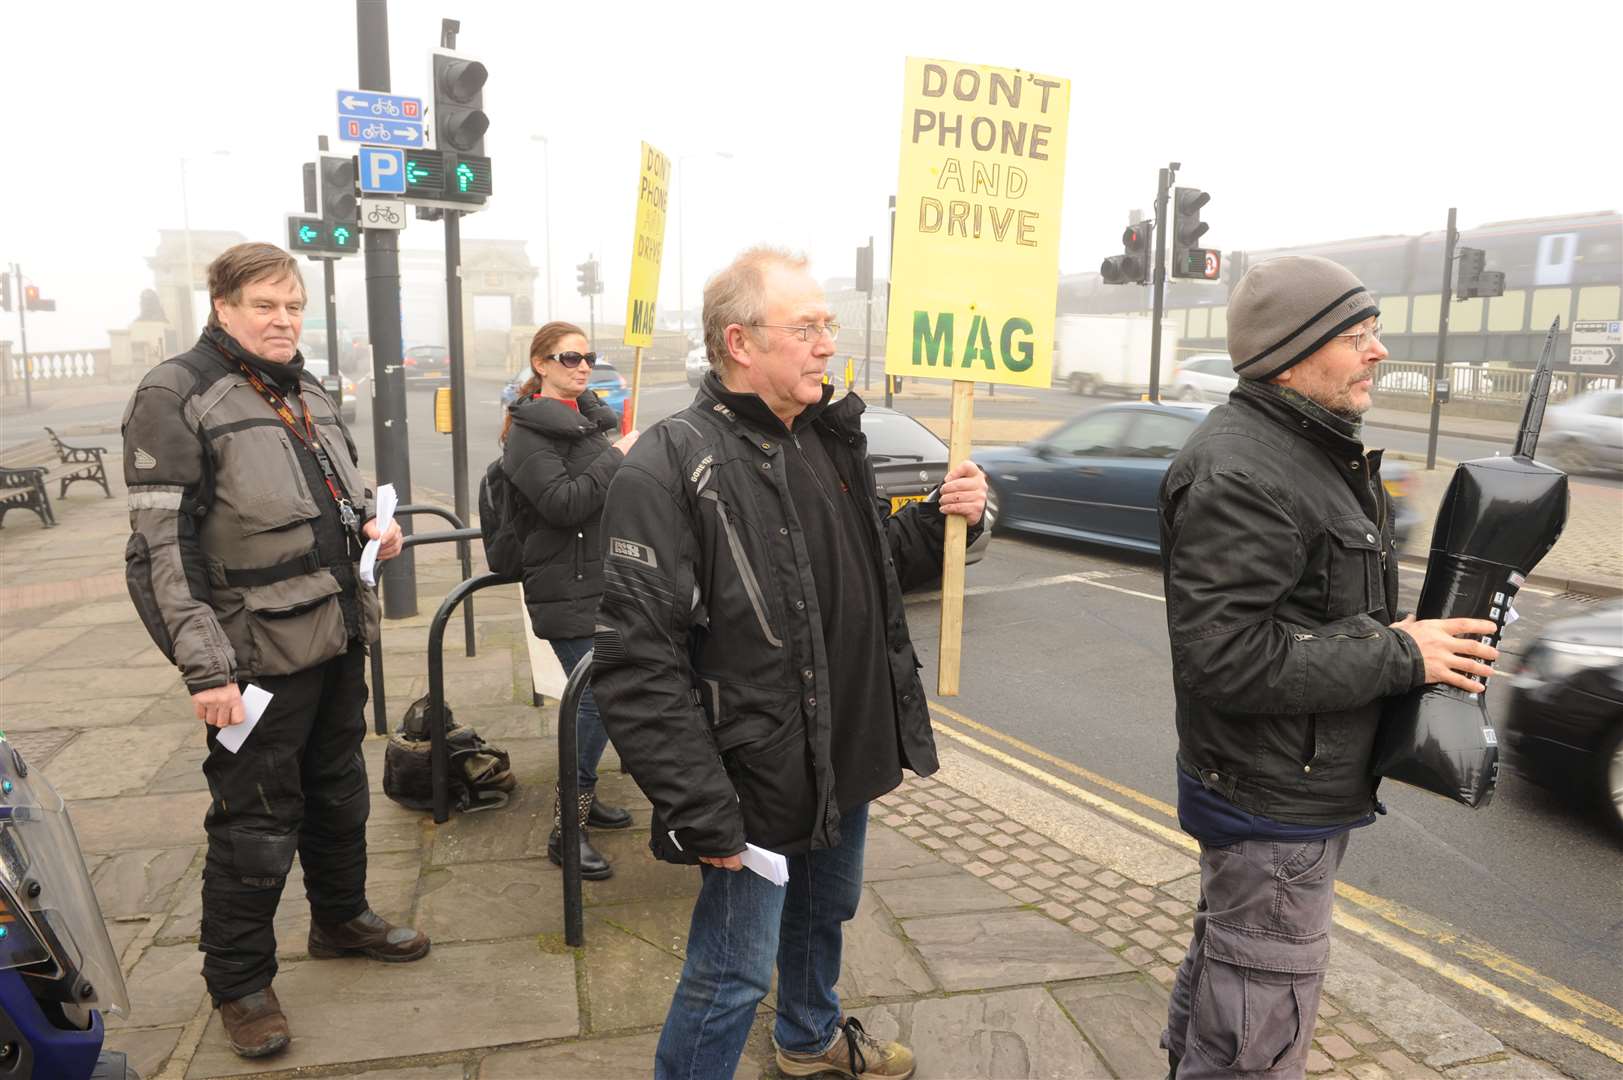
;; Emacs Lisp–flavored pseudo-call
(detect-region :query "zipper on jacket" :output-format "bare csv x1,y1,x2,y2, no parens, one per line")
710,498,784,648
574,530,584,581
1294,631,1382,642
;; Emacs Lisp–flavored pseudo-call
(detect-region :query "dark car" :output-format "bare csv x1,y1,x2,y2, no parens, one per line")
402,344,450,386
974,402,1419,555
500,361,630,422
1504,601,1623,834
863,406,989,566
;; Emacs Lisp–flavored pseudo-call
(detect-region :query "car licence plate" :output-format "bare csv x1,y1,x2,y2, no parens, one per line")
889,494,926,514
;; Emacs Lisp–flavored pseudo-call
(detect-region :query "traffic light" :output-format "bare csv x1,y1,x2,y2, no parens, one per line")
320,156,356,224
431,48,489,156
0,272,10,312
1455,247,1505,300
23,285,54,312
286,215,355,258
1170,187,1219,280
1101,222,1152,285
576,260,601,296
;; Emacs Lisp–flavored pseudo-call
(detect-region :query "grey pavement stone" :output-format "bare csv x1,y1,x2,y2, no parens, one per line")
1441,1053,1568,1078
0,663,180,704
144,743,210,794
101,1025,184,1080
0,626,97,668
428,772,552,865
45,722,193,799
589,896,696,961
416,859,566,942
1051,974,1172,1080
872,872,1021,918
187,941,578,1077
107,942,206,1030
1324,934,1503,1068
72,790,211,853
478,1029,768,1080
2,727,77,765
903,909,1131,992
854,987,1114,1079
1162,872,1203,905
834,886,936,1001
39,599,138,627
582,916,686,1032
105,916,147,963
21,623,166,669
862,821,961,881
557,823,698,906
324,1066,466,1080
91,846,197,918
934,746,1198,887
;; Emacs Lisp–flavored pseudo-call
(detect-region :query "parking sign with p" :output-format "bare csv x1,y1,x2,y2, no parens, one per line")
359,146,406,194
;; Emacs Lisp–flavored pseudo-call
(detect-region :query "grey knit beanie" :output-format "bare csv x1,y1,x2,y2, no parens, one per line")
1227,256,1379,380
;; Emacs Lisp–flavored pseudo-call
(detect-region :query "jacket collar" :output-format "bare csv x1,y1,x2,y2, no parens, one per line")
698,371,863,441
201,326,307,391
1232,378,1366,458
508,389,619,439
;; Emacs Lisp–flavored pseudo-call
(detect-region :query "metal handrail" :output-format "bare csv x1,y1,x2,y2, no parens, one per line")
368,509,479,736
557,651,590,946
425,570,519,823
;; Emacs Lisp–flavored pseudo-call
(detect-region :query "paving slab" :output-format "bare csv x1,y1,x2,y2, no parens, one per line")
72,790,211,853
1442,1052,1569,1078
43,722,193,799
324,1066,466,1080
107,942,206,1030
100,1025,184,1080
588,895,699,962
38,599,137,627
1324,934,1503,1068
478,1029,770,1080
871,870,1022,918
144,743,210,794
91,846,198,918
2,726,77,765
1050,973,1173,1080
0,695,158,730
21,623,168,669
582,916,686,1032
0,663,180,704
903,909,1132,992
0,626,98,668
834,886,936,1001
862,821,962,880
415,859,566,942
567,824,702,906
186,941,579,1077
428,779,552,865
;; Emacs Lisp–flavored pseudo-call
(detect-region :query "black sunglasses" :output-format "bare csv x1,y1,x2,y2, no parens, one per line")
544,351,598,369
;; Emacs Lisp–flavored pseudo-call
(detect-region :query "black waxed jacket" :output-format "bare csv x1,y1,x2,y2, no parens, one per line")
592,376,976,863
1159,380,1425,826
502,390,624,640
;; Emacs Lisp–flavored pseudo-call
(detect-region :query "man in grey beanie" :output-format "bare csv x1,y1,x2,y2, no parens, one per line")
1156,255,1501,1079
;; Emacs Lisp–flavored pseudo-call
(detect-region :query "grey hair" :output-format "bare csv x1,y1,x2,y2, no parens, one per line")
701,246,808,373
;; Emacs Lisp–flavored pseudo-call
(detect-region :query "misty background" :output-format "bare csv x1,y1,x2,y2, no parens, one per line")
4,0,1620,353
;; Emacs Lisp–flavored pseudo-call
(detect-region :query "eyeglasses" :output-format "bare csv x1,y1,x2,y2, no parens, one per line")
750,321,841,344
1332,323,1383,352
544,351,598,368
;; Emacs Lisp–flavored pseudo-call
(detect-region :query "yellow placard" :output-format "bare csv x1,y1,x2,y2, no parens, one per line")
623,141,671,348
885,57,1070,389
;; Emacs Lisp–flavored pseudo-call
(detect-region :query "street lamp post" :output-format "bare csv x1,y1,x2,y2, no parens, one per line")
677,151,732,350
178,150,229,346
530,134,553,322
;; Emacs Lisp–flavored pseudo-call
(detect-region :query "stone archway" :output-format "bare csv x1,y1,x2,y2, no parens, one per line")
146,229,248,353
461,240,538,375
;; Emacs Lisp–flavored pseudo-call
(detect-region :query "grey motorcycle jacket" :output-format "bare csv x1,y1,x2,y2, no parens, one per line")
122,329,380,692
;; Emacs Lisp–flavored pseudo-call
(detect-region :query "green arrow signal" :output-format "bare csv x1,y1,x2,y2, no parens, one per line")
298,224,318,243
406,159,429,184
332,226,353,247
456,161,475,193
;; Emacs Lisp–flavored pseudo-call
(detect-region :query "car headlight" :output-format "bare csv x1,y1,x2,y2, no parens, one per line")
1518,640,1623,685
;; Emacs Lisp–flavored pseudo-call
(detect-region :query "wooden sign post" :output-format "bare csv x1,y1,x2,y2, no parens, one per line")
622,141,670,429
884,56,1072,696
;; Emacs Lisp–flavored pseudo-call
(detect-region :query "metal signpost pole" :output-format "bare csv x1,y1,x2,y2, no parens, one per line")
323,258,341,413
1147,164,1175,404
1426,207,1458,471
358,0,418,618
444,208,473,602
14,265,32,410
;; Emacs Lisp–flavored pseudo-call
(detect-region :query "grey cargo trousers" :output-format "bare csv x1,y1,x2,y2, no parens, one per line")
1162,832,1350,1079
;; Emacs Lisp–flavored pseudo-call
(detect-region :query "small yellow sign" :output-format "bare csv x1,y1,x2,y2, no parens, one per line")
434,387,453,433
885,57,1071,389
623,141,671,348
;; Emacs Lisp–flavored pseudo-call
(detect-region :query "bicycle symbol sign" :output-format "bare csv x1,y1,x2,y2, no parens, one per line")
359,199,407,231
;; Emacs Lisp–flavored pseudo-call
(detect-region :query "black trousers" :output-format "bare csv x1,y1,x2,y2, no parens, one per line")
199,646,371,1003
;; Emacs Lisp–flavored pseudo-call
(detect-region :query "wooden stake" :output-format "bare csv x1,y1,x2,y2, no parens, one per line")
937,379,974,696
627,345,645,431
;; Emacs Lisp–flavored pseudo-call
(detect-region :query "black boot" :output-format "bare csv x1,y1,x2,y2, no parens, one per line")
548,787,612,879
586,791,632,829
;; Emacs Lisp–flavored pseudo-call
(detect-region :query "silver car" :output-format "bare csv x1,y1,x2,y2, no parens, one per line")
1543,389,1623,475
1171,354,1237,402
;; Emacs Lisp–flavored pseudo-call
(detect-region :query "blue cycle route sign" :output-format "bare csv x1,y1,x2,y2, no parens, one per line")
336,89,425,147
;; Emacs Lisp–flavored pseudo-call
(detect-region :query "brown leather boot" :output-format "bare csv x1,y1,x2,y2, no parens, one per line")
307,909,430,962
218,987,291,1059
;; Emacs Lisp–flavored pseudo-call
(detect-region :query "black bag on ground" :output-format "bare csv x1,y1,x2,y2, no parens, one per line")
478,457,531,579
383,694,517,814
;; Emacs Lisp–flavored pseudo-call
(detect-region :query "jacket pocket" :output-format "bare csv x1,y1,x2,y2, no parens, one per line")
704,492,783,648
217,427,320,535
720,684,816,850
242,569,347,675
1324,515,1381,617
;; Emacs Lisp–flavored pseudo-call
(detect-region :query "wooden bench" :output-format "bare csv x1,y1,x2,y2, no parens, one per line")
0,428,113,528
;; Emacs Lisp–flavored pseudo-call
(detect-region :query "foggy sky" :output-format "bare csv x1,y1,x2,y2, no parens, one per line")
5,0,1620,352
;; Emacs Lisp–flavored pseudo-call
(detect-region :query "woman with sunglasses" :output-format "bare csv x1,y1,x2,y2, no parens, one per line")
501,321,641,879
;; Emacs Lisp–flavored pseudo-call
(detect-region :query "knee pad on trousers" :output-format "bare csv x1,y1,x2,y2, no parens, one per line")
228,828,299,887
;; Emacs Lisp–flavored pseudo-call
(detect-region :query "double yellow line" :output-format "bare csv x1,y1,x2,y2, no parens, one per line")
927,699,1623,1064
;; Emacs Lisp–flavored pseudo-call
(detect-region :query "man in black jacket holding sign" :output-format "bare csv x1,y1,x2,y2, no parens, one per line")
593,247,986,1080
1156,255,1501,1079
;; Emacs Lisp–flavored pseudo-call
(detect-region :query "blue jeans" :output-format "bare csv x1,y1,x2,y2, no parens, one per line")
655,803,869,1080
550,637,608,790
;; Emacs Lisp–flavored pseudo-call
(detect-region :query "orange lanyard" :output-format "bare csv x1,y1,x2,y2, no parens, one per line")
238,364,358,527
